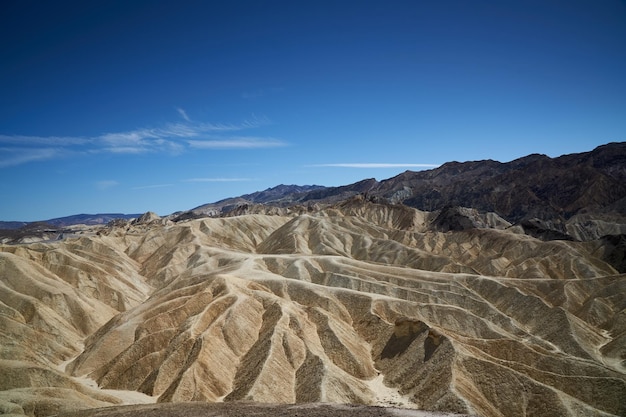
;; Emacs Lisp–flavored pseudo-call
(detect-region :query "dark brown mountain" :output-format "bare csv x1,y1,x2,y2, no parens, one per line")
372,142,626,222
176,142,626,248
183,143,626,225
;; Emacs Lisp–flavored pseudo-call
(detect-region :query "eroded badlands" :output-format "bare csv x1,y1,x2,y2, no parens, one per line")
1,202,624,417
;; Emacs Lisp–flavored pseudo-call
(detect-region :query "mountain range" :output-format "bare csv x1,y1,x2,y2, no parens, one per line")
0,142,625,417
0,214,141,231
189,142,626,221
4,142,626,235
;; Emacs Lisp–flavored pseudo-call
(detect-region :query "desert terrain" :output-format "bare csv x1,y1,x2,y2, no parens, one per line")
1,144,626,417
1,197,624,417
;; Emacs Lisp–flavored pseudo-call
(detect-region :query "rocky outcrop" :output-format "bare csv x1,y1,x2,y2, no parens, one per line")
372,142,626,223
1,202,624,417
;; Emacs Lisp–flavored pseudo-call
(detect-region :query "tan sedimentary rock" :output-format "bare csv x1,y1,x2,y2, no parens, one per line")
1,205,624,416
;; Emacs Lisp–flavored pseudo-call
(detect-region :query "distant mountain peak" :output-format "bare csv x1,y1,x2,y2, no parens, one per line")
179,142,626,226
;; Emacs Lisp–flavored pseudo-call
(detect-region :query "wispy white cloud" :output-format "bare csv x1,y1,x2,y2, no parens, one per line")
102,146,148,154
0,113,277,167
96,180,119,190
311,163,440,168
182,177,254,182
0,147,64,168
235,114,272,129
187,136,286,149
0,135,88,147
177,107,191,122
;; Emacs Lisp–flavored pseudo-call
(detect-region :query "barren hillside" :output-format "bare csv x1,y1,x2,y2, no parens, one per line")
1,199,624,417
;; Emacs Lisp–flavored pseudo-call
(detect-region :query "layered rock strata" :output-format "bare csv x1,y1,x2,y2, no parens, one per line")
1,203,624,416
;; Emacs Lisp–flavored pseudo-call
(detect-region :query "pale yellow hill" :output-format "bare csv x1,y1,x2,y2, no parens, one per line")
1,204,624,417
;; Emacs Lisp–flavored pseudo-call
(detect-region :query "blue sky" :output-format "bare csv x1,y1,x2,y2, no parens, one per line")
1,0,625,221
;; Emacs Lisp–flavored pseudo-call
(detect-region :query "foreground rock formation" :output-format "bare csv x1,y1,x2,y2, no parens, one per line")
1,200,625,417
55,401,474,417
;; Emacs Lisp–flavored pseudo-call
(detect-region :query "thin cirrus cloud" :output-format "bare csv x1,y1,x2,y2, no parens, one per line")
312,163,441,168
0,112,280,167
187,136,286,149
0,147,65,168
176,107,191,122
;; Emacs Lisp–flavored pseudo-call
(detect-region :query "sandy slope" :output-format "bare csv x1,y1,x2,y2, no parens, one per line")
1,203,625,417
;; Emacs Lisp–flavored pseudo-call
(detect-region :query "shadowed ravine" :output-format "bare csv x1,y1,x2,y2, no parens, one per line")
0,202,624,417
